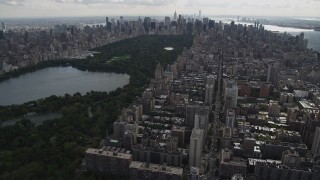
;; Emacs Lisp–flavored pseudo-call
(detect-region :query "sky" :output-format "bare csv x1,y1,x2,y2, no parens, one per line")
0,0,320,18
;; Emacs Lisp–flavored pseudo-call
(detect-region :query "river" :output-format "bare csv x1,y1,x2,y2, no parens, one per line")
0,66,130,106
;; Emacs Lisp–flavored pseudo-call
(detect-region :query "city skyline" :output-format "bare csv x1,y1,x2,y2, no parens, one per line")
1,3,320,179
0,0,320,18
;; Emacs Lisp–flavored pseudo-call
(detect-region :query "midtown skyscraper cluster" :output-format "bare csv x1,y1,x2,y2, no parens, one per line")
1,10,211,75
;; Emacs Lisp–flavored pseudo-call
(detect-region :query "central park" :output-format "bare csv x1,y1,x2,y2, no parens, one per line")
0,35,193,179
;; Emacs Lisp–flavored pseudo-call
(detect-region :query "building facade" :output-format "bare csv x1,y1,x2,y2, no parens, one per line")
85,148,133,177
189,128,204,168
129,161,183,180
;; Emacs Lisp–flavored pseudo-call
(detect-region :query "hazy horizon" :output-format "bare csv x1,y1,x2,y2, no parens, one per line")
2,15,320,20
0,0,320,18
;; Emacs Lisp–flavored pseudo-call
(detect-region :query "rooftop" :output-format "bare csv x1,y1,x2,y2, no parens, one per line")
299,100,318,109
221,158,247,167
86,148,132,160
191,128,204,139
129,161,183,175
248,158,281,166
265,141,307,149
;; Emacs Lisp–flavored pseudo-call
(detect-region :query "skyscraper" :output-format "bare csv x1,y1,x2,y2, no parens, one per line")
154,63,163,80
267,65,275,83
165,16,170,27
0,30,3,40
143,17,151,33
203,17,209,25
0,21,5,40
186,105,199,128
1,21,6,33
106,17,112,31
312,127,320,155
174,10,177,21
226,109,236,130
205,75,215,105
224,80,238,110
208,19,215,29
194,113,209,141
150,21,156,31
199,10,201,19
186,105,210,129
189,128,203,168
301,114,320,148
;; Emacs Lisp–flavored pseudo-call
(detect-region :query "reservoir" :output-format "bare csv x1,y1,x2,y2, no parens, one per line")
0,66,130,106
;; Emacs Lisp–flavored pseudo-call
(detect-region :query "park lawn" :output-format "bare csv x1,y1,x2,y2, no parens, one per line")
106,55,131,64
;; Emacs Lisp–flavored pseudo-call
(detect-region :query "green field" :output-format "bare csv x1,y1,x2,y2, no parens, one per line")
107,55,131,64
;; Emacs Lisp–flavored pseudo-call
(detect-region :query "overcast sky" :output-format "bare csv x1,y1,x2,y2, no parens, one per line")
0,0,320,18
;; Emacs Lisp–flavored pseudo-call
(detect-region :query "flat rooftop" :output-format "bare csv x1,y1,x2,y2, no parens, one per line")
299,100,318,109
86,148,132,160
129,161,183,175
191,128,203,139
248,158,281,166
220,159,247,167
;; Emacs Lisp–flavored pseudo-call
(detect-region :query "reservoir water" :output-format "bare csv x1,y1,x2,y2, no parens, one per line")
0,66,130,106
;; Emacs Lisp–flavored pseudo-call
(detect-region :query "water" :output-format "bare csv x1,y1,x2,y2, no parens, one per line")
1,113,63,127
0,66,130,106
293,18,320,22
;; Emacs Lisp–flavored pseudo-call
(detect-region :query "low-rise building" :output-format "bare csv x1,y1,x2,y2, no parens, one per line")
219,149,247,178
263,141,308,160
254,162,319,180
132,145,185,167
129,161,183,180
